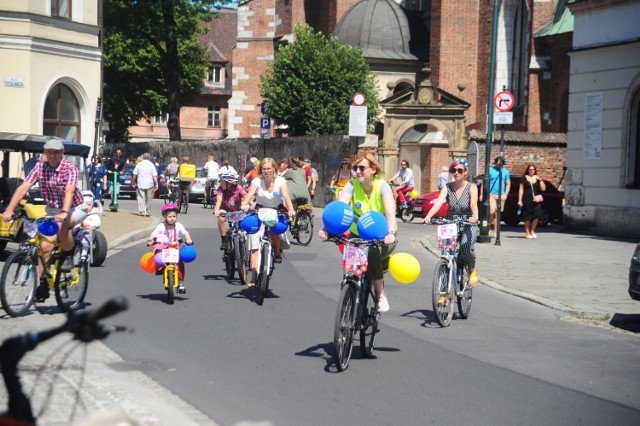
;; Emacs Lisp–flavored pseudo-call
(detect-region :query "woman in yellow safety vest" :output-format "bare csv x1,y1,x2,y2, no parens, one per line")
319,152,397,313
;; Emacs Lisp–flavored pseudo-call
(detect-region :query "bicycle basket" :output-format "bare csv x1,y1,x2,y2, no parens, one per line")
342,245,368,276
226,210,246,222
437,223,458,254
258,208,278,227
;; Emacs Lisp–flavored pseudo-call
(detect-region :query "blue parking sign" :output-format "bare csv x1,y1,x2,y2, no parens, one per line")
260,118,270,129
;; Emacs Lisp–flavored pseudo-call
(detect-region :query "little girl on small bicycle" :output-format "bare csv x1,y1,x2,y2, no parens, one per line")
214,171,247,250
147,203,193,293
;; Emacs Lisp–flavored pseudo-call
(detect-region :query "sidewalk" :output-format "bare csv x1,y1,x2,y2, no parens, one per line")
421,224,640,332
0,208,218,426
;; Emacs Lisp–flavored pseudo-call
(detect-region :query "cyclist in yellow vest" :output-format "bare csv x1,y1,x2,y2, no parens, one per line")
177,156,195,203
319,153,397,313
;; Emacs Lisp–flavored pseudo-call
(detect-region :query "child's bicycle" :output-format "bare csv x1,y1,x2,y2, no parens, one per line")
150,237,190,305
429,217,474,327
0,297,129,425
0,207,90,316
221,210,248,284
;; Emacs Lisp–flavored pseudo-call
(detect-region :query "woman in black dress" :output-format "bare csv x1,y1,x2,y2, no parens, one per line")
518,164,546,239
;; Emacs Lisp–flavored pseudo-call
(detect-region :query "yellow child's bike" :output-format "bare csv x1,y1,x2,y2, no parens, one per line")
0,207,89,316
151,238,190,305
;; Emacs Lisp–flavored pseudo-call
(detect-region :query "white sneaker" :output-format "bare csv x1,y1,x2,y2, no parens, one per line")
378,293,390,313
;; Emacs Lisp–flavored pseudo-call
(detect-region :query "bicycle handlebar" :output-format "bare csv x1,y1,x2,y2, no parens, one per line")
429,217,476,226
323,234,385,247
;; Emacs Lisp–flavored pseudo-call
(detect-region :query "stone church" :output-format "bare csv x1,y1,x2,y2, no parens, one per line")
229,0,569,193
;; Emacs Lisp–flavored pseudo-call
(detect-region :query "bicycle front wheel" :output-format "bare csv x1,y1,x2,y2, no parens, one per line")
432,259,453,327
295,212,313,246
457,264,473,319
359,281,378,358
166,267,175,304
256,243,270,306
55,261,88,312
334,283,356,371
0,250,38,317
234,234,247,285
224,243,236,280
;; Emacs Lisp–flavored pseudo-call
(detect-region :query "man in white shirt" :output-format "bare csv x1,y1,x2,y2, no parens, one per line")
388,159,415,208
203,154,220,204
132,152,158,216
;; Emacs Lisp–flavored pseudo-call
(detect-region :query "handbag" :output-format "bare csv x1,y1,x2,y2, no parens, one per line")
531,181,543,203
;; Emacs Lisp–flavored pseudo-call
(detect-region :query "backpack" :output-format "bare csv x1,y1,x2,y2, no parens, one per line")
179,163,196,181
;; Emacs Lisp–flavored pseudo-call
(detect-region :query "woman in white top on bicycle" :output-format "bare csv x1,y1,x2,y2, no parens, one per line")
241,157,295,288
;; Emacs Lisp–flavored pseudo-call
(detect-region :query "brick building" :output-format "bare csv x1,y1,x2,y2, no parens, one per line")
228,0,571,193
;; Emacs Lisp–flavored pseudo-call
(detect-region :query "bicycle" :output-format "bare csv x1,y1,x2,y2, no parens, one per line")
0,297,128,425
164,178,179,205
249,208,287,306
326,234,381,372
150,237,190,305
203,179,218,209
177,188,189,214
221,210,248,284
0,207,89,316
324,183,336,205
290,198,314,246
429,217,474,327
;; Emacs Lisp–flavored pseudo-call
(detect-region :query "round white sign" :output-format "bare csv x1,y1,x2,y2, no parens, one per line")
353,92,366,106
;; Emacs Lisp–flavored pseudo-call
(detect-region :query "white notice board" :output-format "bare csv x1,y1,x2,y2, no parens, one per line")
349,106,367,137
583,92,603,160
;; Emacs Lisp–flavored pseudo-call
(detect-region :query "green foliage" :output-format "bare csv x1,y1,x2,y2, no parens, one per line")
103,0,230,141
260,24,381,136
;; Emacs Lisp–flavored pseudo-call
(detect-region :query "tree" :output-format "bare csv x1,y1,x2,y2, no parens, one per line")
103,0,230,142
260,24,381,136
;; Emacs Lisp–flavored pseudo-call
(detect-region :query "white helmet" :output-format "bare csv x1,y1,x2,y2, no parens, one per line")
220,171,239,184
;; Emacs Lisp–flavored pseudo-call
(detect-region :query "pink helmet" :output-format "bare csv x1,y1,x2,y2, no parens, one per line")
161,203,179,215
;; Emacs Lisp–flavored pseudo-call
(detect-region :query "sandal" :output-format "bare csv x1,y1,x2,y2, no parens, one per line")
274,256,282,264
247,282,256,288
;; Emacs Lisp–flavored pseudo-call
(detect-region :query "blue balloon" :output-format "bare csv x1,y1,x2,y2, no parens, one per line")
239,213,261,234
180,245,197,263
270,215,288,235
38,220,59,237
322,201,354,235
356,211,388,240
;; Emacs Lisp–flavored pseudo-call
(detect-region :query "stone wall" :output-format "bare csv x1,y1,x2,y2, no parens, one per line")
100,135,358,206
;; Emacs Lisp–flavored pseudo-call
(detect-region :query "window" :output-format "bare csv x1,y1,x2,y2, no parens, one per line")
208,105,221,128
43,84,80,142
207,65,222,85
626,87,640,187
51,0,71,19
510,0,530,106
154,113,168,125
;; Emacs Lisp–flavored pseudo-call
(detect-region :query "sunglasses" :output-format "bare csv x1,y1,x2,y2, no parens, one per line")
352,165,368,173
451,168,465,174
528,168,536,171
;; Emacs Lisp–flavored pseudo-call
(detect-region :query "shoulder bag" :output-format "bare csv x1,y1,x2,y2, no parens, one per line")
531,181,543,203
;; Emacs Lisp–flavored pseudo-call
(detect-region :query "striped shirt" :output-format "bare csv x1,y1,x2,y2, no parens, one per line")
25,160,83,208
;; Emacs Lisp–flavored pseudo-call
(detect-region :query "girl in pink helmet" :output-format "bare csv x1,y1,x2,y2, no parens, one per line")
147,203,193,293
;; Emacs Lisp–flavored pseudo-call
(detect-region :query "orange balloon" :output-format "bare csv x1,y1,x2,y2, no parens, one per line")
140,252,156,273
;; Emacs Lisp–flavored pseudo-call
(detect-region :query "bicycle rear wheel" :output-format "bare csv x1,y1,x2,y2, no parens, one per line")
295,212,313,246
359,281,378,358
55,260,88,312
334,283,356,371
165,268,176,304
234,234,247,285
324,187,333,205
0,250,38,317
432,259,453,327
457,264,473,319
181,193,189,214
256,243,270,306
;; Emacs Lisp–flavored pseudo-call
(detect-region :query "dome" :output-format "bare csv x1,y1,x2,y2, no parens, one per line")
333,0,417,61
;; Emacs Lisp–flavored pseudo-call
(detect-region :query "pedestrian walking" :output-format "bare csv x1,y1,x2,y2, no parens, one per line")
132,153,158,216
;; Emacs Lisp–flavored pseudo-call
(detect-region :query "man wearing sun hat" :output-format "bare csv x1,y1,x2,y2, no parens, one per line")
2,138,87,301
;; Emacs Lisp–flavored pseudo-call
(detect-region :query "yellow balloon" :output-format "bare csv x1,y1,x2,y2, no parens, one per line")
410,189,419,199
389,253,421,284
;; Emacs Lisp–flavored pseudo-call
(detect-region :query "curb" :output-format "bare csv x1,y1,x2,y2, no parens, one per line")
418,237,606,320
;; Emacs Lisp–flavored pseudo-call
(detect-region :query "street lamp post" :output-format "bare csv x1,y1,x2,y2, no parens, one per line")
478,0,501,244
